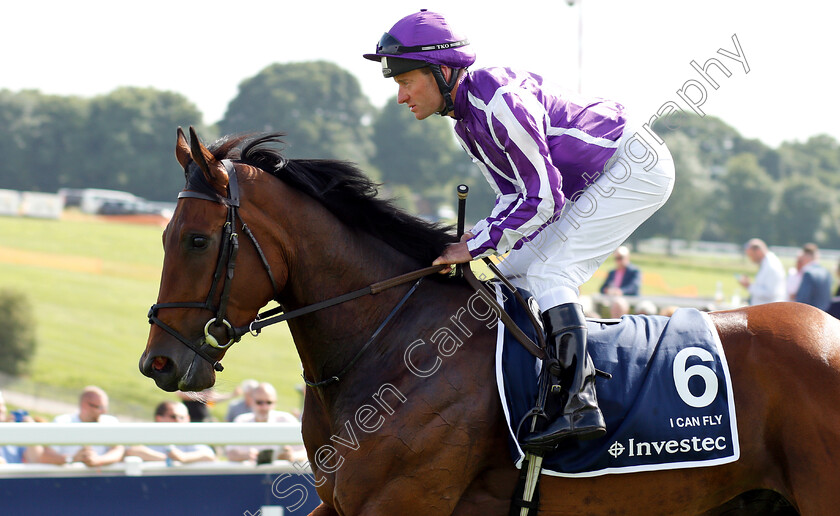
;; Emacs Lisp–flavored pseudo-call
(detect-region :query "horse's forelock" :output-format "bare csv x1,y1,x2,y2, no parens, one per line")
183,162,227,205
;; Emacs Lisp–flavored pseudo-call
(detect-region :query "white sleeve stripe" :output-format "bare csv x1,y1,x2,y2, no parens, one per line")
464,85,558,254
485,88,555,229
547,126,621,148
475,138,518,184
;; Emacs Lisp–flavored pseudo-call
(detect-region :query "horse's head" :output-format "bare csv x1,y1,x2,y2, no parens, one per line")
140,127,286,391
141,126,459,392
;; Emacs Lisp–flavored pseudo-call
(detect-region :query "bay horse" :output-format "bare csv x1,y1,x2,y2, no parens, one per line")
140,127,840,515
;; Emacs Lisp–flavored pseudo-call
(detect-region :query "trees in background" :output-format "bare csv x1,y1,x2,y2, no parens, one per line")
1,63,839,248
220,61,375,169
0,87,204,201
776,177,831,246
640,115,840,248
717,153,777,245
0,90,89,193
82,87,206,200
370,95,494,222
371,96,461,190
632,131,712,253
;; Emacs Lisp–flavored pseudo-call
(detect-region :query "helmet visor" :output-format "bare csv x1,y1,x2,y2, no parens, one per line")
380,56,427,78
376,32,470,56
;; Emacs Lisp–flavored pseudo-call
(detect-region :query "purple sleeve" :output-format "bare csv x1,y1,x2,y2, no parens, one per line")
466,89,565,258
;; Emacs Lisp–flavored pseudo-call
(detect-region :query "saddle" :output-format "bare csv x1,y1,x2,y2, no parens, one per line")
493,286,739,478
461,264,739,514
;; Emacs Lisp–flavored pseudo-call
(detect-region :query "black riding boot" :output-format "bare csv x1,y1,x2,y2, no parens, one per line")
523,303,605,447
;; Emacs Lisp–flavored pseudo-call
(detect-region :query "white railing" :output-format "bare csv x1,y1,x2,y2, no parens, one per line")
0,422,304,446
0,423,320,515
0,422,311,478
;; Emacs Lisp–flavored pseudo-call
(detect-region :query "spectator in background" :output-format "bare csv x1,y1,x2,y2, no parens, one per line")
600,246,641,297
124,401,215,464
226,383,304,463
738,238,786,305
177,390,212,423
177,386,238,422
0,391,40,464
795,243,832,311
827,261,840,319
226,379,259,422
39,385,124,467
659,305,679,317
634,299,658,316
609,296,630,319
786,251,807,301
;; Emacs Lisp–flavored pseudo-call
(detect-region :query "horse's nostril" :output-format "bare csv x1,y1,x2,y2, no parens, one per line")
152,356,170,373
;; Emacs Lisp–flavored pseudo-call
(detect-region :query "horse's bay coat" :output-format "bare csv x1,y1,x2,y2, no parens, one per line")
141,128,840,515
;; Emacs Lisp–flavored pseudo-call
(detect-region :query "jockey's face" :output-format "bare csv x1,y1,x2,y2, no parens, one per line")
395,68,443,120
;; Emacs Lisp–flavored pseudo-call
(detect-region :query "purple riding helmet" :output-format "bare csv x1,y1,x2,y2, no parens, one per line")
363,9,476,116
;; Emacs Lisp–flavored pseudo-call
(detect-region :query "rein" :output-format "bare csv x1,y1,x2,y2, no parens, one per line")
147,159,449,374
301,278,423,388
149,159,545,381
244,264,446,337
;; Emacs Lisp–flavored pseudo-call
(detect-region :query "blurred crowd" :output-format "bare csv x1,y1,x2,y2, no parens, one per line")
591,240,840,319
0,379,307,468
738,239,839,316
593,246,680,318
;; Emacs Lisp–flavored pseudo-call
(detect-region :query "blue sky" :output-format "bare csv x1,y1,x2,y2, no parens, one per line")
3,0,833,147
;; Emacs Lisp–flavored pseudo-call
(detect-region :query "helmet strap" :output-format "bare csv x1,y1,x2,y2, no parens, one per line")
430,64,462,116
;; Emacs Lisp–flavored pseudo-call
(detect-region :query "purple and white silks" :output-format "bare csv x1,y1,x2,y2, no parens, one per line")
453,67,626,259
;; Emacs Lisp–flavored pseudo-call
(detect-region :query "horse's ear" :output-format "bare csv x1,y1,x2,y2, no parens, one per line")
175,127,191,171
188,126,229,193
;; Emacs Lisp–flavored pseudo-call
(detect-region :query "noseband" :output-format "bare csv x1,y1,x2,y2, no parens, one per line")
148,160,279,371
147,159,445,377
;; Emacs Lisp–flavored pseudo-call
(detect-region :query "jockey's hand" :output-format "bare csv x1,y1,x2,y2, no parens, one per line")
433,237,474,274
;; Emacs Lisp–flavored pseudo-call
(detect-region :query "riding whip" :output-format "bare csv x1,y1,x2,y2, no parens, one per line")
456,184,469,277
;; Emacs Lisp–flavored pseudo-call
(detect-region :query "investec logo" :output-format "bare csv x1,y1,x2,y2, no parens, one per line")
608,436,728,458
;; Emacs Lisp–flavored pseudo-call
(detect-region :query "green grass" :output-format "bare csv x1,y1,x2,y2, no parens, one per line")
581,251,765,300
0,214,302,421
0,213,780,421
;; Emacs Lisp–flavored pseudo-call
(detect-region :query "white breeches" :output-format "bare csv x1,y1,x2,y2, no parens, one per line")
495,120,675,310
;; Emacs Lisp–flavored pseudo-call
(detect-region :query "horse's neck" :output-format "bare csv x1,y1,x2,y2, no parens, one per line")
286,224,415,308
282,222,423,383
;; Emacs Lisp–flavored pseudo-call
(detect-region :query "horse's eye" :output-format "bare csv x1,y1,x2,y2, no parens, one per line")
191,236,209,249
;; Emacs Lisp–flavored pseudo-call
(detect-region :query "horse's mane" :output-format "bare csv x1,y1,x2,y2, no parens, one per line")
189,132,457,264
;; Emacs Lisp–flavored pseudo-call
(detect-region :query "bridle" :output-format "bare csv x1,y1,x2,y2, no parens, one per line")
147,159,445,380
148,158,545,384
148,160,280,371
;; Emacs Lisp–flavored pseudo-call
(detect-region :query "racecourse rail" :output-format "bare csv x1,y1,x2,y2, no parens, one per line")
0,422,322,515
0,421,304,447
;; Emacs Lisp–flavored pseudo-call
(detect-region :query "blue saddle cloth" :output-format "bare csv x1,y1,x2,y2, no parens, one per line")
494,285,740,477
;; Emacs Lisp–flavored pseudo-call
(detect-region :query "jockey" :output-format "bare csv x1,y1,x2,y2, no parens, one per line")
364,10,675,448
